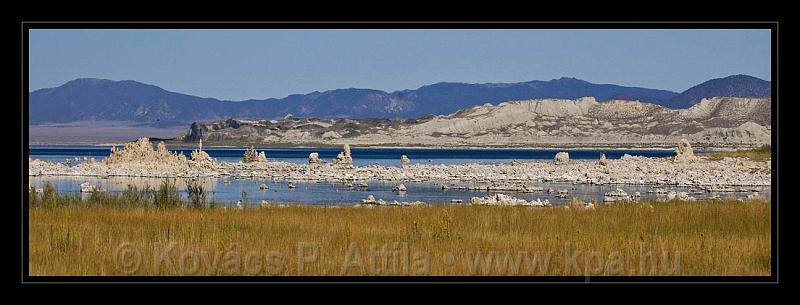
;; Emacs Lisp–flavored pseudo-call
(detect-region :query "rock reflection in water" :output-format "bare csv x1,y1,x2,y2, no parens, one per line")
29,176,770,207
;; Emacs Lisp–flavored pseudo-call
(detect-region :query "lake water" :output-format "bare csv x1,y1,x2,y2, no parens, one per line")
29,146,767,205
28,176,769,207
29,145,681,167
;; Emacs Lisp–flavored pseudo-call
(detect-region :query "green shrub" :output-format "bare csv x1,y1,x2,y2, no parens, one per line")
40,182,59,207
120,185,153,206
186,180,207,208
29,185,39,207
154,179,181,208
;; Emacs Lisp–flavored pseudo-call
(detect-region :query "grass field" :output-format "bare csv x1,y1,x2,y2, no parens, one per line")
700,145,771,161
28,186,771,276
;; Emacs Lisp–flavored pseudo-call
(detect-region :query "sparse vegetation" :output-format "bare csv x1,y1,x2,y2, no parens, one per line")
29,180,210,209
186,180,207,208
28,188,770,276
153,179,181,208
701,145,771,161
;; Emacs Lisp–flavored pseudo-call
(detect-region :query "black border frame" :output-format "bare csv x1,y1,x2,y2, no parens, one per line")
19,21,780,284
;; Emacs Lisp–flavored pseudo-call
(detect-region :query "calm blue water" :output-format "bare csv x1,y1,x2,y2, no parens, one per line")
29,145,681,167
27,176,770,206
31,146,764,205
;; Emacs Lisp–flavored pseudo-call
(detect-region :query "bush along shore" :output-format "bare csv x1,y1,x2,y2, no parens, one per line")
698,144,771,162
28,180,770,276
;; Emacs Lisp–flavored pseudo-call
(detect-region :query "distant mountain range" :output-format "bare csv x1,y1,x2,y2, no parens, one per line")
667,75,772,108
28,75,771,125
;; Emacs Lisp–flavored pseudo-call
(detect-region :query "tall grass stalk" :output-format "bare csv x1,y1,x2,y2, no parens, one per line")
28,192,770,276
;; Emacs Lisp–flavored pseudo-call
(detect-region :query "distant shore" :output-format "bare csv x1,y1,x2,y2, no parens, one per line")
28,141,733,152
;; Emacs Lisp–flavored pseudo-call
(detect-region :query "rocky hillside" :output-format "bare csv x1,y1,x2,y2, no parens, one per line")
177,96,771,148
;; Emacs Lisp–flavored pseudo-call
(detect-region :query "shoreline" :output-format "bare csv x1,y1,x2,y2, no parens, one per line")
29,143,732,152
29,156,771,188
28,138,769,197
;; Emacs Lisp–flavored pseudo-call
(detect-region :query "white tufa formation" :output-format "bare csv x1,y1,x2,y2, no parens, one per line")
28,143,771,194
308,152,323,164
554,152,570,165
603,188,631,203
675,139,695,160
80,182,99,193
361,194,383,205
188,138,216,169
334,144,354,167
190,149,216,170
358,194,425,207
105,138,189,172
400,155,410,167
598,153,608,166
469,193,550,207
243,145,267,163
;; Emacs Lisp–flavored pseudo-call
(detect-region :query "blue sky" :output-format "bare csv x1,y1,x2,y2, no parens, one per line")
28,29,771,100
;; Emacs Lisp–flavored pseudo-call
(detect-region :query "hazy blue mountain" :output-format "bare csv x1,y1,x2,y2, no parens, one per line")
28,75,767,125
667,75,771,108
29,78,236,125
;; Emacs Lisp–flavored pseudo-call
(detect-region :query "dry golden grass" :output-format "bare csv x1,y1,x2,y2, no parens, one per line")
700,145,771,161
28,198,771,276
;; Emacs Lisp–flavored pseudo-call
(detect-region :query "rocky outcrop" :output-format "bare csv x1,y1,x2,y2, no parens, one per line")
675,139,695,160
554,152,570,165
334,144,353,167
190,149,216,170
392,184,407,192
308,152,322,164
603,188,631,203
243,145,267,163
469,194,551,207
80,182,99,193
598,153,608,166
358,195,426,207
361,195,383,205
679,97,770,126
104,138,190,173
400,155,410,167
103,138,216,171
661,191,695,201
181,97,771,148
190,139,215,170
106,138,187,167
